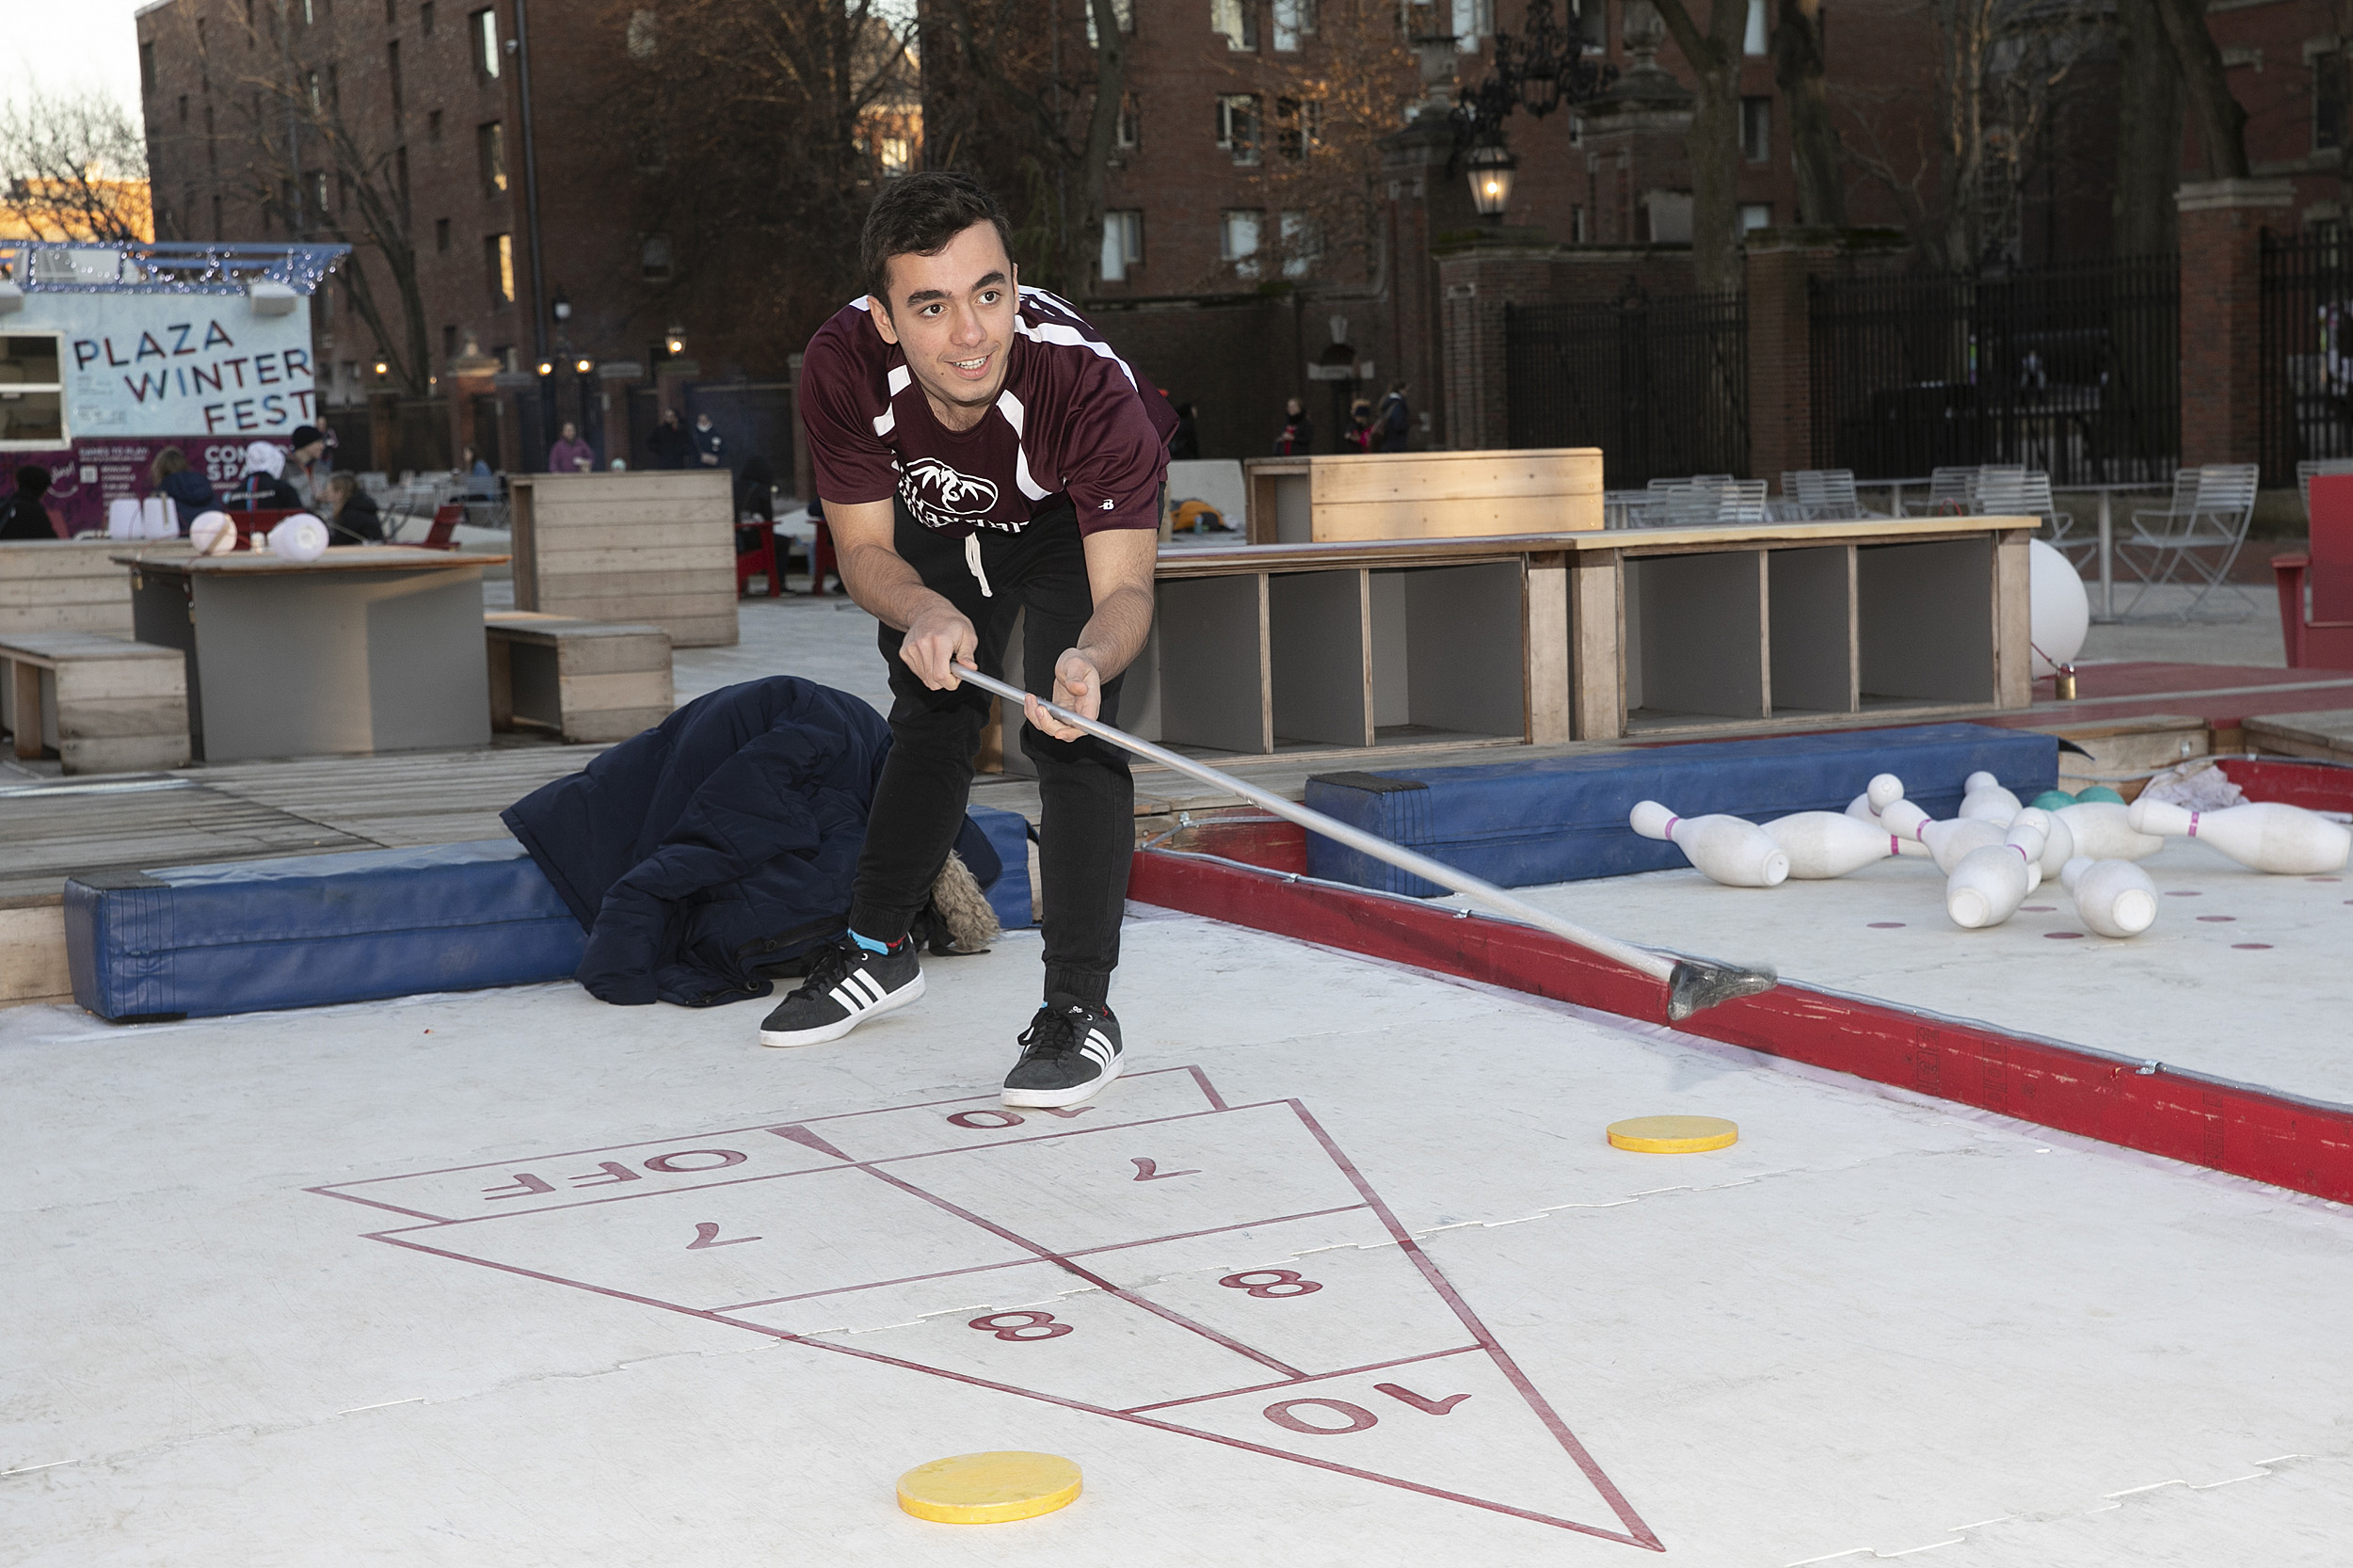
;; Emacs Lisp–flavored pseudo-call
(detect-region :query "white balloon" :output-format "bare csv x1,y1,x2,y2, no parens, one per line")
2028,537,2089,679
188,511,238,555
268,513,330,562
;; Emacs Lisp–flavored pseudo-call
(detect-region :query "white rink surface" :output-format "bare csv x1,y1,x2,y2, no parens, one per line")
6,910,2352,1565
1445,838,2353,1105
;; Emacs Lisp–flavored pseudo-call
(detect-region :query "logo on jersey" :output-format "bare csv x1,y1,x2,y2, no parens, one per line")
901,457,1000,531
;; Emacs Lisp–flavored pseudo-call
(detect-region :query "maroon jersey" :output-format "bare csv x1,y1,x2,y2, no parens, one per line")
802,288,1176,539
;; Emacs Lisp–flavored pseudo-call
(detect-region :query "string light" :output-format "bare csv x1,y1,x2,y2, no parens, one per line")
0,240,347,296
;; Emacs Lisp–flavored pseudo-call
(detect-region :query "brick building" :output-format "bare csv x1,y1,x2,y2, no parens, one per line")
133,0,801,478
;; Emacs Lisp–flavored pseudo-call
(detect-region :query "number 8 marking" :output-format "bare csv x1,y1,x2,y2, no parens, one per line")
967,1310,1073,1341
1218,1269,1322,1299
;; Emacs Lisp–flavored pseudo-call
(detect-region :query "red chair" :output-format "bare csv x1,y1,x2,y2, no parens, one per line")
414,504,463,550
226,507,301,549
808,520,838,597
2274,472,2353,668
736,519,782,597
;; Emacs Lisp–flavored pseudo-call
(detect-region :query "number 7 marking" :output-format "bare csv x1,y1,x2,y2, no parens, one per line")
687,1223,760,1250
1131,1158,1202,1181
1375,1383,1470,1416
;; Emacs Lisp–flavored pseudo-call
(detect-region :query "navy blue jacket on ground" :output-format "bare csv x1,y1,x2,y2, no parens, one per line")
504,677,997,1008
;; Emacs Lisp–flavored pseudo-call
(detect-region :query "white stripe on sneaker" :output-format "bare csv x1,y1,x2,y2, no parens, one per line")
828,984,862,1013
849,969,886,1006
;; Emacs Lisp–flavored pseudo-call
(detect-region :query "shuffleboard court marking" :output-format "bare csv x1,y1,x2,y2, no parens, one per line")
318,1069,1661,1549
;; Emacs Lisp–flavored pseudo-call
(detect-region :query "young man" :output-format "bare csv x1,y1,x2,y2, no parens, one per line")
763,171,1173,1109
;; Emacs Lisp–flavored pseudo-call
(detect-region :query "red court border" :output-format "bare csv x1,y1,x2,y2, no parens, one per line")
1128,814,2353,1209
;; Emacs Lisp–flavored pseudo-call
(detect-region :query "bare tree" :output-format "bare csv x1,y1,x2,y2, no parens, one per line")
2152,0,2247,179
1771,0,1844,227
195,6,432,396
0,87,152,243
923,0,1130,296
1646,0,1749,295
616,0,917,359
1221,0,1417,289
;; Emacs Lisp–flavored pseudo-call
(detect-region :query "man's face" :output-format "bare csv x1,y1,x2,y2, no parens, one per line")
296,440,325,463
869,221,1017,416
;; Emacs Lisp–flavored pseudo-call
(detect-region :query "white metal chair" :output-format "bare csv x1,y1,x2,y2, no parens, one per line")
2121,464,2262,618
1976,469,2084,565
1660,477,1769,527
1778,469,1875,520
1904,466,1980,516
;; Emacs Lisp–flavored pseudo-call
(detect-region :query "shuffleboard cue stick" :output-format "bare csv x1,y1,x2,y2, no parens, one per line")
956,667,1776,1021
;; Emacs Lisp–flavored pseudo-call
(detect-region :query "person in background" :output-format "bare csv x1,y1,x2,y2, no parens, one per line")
230,441,303,509
548,422,596,473
692,411,727,469
322,472,385,544
285,424,329,504
149,446,218,531
1372,380,1411,453
461,444,497,496
648,408,690,469
1342,397,1376,453
1168,400,1200,461
1273,396,1313,456
0,464,56,539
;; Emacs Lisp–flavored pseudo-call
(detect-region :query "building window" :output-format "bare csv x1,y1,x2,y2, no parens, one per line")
478,120,507,195
388,0,398,22
1220,209,1262,279
328,63,340,108
1099,210,1144,281
628,8,658,58
395,145,410,216
205,104,216,168
428,108,442,142
1273,0,1315,50
1085,0,1133,46
1276,96,1320,160
1211,0,1257,51
443,324,458,362
2319,50,2349,152
1570,204,1587,243
421,1,435,34
389,41,404,122
1744,0,1768,54
308,169,329,215
1216,93,1261,164
641,232,673,280
0,335,67,448
1740,202,1773,232
436,216,451,250
486,232,515,306
140,41,157,95
1278,210,1316,279
1454,0,1493,52
472,7,501,77
1740,97,1770,163
1116,93,1141,150
306,70,322,107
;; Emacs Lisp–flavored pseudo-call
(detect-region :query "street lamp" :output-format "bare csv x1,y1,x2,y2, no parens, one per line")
1466,138,1519,218
1454,0,1615,141
574,357,592,374
664,326,686,358
536,360,553,376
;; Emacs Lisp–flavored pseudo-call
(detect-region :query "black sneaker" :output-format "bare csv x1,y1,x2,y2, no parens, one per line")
1001,994,1124,1108
758,934,923,1048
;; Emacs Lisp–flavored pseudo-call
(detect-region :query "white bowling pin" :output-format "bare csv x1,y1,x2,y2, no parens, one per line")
1629,801,1791,888
2060,856,2158,938
1947,843,2031,929
2053,801,2163,862
2029,807,2074,881
1845,773,1907,828
1761,811,1901,878
2125,797,2353,874
1922,816,2008,872
2006,814,2048,894
1959,771,2023,824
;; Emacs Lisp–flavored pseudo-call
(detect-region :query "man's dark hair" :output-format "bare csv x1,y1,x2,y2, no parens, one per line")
862,172,1014,312
14,463,50,497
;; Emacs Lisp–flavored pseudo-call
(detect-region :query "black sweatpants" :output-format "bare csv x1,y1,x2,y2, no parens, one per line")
846,497,1135,1008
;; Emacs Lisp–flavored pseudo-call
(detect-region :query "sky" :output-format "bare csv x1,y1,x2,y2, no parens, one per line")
0,0,150,126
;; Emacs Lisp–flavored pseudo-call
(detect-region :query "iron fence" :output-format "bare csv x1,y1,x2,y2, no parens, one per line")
1809,256,2178,485
2260,228,2353,485
1505,289,1747,488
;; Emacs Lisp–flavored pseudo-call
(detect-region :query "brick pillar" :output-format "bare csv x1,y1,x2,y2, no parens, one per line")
1435,231,1557,452
1743,234,1825,487
2176,178,2293,469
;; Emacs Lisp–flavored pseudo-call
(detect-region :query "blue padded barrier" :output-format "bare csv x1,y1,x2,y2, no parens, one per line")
1303,723,2058,897
968,805,1034,930
65,840,586,1022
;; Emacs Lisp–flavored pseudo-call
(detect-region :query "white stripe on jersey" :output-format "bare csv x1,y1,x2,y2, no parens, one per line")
993,390,1053,501
872,364,913,438
1016,287,1143,391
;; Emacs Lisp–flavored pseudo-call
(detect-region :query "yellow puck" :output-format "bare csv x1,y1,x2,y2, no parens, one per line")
1607,1115,1739,1154
896,1450,1082,1525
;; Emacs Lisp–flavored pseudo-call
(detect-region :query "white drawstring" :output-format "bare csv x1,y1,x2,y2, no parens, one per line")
964,532,993,598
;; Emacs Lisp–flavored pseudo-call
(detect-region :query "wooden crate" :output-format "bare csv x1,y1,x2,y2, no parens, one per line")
0,631,191,774
486,612,674,744
0,539,169,639
1243,449,1602,544
508,472,739,648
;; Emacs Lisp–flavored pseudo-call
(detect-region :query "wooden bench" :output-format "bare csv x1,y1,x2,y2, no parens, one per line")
0,538,174,640
507,472,739,648
486,612,673,744
0,632,191,774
